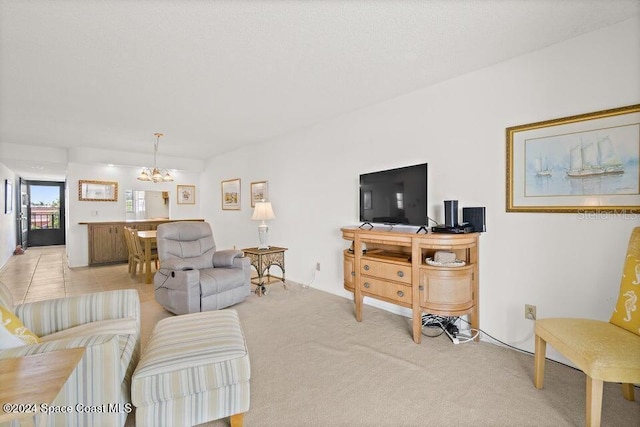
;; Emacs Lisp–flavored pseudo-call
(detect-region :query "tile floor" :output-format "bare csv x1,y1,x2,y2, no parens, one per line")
0,246,156,305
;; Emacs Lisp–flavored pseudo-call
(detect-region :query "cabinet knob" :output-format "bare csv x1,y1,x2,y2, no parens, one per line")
351,271,355,276
419,285,424,291
363,265,370,271
364,282,371,289
397,271,404,278
397,290,404,298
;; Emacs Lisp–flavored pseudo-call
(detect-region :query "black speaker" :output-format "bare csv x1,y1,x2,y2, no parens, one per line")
462,207,486,232
444,200,458,227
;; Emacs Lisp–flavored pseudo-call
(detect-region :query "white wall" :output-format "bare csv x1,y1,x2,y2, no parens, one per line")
145,191,170,219
66,162,201,267
203,18,640,360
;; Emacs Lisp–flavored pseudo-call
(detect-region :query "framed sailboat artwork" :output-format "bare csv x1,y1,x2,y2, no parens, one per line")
506,104,640,213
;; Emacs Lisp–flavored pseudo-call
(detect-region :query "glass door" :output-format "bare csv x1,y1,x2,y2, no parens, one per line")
26,181,66,247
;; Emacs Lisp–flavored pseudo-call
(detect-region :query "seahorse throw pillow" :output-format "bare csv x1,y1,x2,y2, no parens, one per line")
0,305,40,349
609,253,640,336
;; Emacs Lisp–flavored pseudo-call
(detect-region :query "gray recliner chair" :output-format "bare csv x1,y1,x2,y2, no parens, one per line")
153,221,251,314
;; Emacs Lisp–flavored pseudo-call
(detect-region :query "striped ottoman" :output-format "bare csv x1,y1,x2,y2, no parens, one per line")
132,310,250,427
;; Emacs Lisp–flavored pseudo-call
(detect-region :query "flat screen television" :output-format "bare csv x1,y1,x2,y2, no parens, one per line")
359,163,428,226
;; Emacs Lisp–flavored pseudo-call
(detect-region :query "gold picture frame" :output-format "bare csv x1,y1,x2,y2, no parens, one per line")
78,180,118,202
221,178,241,210
250,180,268,207
4,179,12,214
177,185,196,204
506,104,640,213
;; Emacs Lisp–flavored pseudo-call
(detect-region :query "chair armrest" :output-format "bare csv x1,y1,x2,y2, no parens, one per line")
160,258,198,271
233,255,251,270
15,289,140,337
154,268,201,314
234,256,252,294
213,249,245,268
0,334,118,359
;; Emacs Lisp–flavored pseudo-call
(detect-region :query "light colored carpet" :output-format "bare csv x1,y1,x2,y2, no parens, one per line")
134,283,639,427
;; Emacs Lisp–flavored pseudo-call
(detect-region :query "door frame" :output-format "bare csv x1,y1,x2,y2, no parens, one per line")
15,177,28,249
25,180,66,247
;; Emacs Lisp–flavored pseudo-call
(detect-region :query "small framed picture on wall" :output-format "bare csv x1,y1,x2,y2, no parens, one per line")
5,179,12,214
250,181,268,207
177,185,196,204
222,178,241,210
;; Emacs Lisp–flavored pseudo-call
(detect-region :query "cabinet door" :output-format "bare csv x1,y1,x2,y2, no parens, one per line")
112,225,128,262
419,267,474,313
344,253,354,292
90,225,115,264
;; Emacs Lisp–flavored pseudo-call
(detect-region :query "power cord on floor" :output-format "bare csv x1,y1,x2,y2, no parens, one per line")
423,314,533,350
458,317,640,390
421,314,450,337
457,317,536,355
423,314,639,390
421,314,478,344
301,269,316,290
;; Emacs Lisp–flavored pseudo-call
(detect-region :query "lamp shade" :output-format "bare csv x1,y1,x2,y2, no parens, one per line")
252,202,275,221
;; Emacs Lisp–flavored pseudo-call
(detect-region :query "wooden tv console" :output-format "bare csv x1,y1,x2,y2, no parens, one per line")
341,225,480,343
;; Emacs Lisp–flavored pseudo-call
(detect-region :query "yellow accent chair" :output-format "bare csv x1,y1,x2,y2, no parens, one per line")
534,227,640,426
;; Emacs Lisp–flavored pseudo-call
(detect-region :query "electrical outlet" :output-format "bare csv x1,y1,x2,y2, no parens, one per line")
316,262,321,271
525,304,536,320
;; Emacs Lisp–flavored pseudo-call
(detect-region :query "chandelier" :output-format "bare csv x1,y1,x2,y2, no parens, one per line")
137,133,174,183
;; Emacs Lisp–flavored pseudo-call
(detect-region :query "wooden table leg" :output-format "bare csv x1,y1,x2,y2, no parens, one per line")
230,413,244,427
144,239,152,284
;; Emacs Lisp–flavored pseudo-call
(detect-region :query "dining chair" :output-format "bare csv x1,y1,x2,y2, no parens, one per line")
123,226,136,274
533,227,640,426
126,227,159,280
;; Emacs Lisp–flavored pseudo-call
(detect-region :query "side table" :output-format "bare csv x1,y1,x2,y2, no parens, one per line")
0,347,85,427
242,246,288,296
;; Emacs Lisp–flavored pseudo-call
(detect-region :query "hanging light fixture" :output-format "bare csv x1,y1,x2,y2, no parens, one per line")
137,133,174,183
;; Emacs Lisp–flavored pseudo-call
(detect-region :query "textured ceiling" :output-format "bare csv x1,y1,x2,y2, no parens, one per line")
1,0,639,178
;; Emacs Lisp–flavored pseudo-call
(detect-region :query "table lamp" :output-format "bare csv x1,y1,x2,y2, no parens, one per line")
251,201,276,249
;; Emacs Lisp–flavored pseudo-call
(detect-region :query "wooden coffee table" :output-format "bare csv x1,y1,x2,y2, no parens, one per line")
0,348,85,426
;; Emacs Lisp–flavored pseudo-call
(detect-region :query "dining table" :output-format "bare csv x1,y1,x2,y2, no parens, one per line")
136,229,157,284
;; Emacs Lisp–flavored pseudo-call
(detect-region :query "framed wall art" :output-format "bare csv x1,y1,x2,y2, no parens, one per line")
177,185,196,204
4,179,12,214
221,178,241,210
78,180,118,202
506,104,640,213
250,181,268,207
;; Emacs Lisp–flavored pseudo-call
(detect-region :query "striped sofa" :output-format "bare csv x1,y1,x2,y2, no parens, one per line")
132,310,250,427
0,283,140,427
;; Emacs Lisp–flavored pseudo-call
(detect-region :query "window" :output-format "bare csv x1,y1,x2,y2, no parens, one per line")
125,190,146,218
396,192,404,210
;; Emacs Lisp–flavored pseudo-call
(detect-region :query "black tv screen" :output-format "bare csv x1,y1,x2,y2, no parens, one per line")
359,163,428,226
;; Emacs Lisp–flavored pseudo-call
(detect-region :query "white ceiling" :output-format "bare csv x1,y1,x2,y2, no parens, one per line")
1,0,639,179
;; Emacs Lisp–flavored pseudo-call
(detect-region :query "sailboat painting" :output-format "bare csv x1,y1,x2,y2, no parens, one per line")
524,123,639,198
567,136,624,177
507,104,640,213
534,156,553,176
